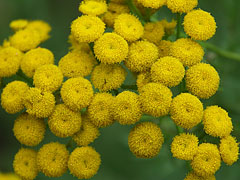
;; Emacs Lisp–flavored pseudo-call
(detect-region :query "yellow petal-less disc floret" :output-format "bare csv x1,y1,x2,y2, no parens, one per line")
91,63,127,91
128,122,164,158
185,63,220,99
68,146,101,179
203,106,233,138
48,104,82,138
13,113,46,146
151,56,185,87
13,148,38,180
1,81,29,114
157,40,172,57
37,142,69,177
184,172,216,180
170,93,203,129
142,22,165,44
219,135,239,166
79,0,107,16
60,77,94,111
71,15,105,43
125,40,159,72
114,13,144,42
171,133,199,160
169,38,204,67
139,83,172,117
0,47,23,77
113,91,142,125
137,0,166,9
33,64,63,92
136,71,152,92
191,143,221,177
10,19,28,31
94,33,128,64
21,47,54,78
183,9,217,41
166,0,198,13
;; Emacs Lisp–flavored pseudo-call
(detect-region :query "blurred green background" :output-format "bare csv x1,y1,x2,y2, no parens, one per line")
0,0,240,179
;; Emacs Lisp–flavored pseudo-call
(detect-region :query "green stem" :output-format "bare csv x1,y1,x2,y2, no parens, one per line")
125,0,146,25
176,125,184,134
121,84,138,90
176,13,181,40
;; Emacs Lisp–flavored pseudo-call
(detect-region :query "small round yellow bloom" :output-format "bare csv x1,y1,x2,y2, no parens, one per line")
13,148,38,180
136,71,152,92
91,63,127,91
142,22,165,44
170,93,203,129
0,47,23,77
48,104,82,138
125,40,159,72
139,83,172,117
137,0,166,9
184,172,216,180
13,113,45,146
21,47,54,78
10,19,28,31
167,0,198,13
114,13,144,42
157,40,172,57
219,135,239,166
185,63,220,99
0,172,21,180
203,106,233,138
94,33,129,64
71,15,105,43
151,56,185,87
79,0,107,16
191,143,221,177
128,122,164,158
171,133,199,160
1,81,29,114
169,38,204,67
183,9,217,41
37,142,69,177
68,146,101,179
60,77,94,111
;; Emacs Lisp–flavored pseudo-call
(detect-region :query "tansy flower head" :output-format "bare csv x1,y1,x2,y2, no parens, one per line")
60,77,94,111
203,105,233,137
125,40,159,72
94,32,128,64
137,0,166,9
10,19,28,31
13,113,46,146
139,83,172,117
166,0,198,13
128,122,164,158
183,9,217,41
114,13,144,42
170,93,203,129
79,0,107,16
136,71,152,92
157,40,172,57
37,142,69,177
184,172,216,180
151,56,185,87
48,104,82,138
142,22,165,44
13,148,38,180
71,15,105,43
185,63,220,99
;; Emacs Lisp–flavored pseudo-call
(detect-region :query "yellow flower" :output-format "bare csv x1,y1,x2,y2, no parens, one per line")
9,19,28,31
184,172,216,180
185,63,220,99
87,93,115,128
48,104,82,138
137,0,166,9
68,146,101,179
139,83,172,117
13,148,38,180
0,173,21,180
113,91,142,125
142,22,165,44
33,64,63,92
171,133,199,160
203,106,233,138
94,33,128,64
157,40,172,57
114,13,144,42
169,38,204,66
37,142,69,177
159,19,177,35
13,113,46,146
151,56,185,87
125,40,159,72
1,81,29,114
21,47,54,78
170,93,203,129
79,0,107,16
166,0,198,13
191,143,221,177
136,71,152,92
71,15,105,43
23,88,55,118
0,47,23,77
91,63,127,91
128,122,164,158
68,34,92,53
219,135,239,166
60,77,94,111
183,9,217,41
